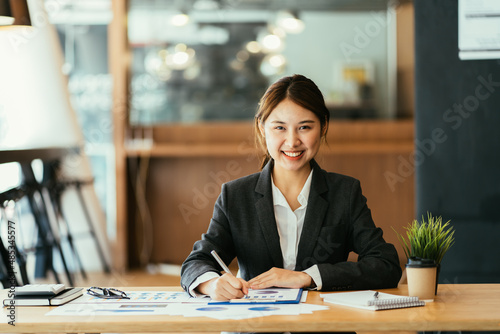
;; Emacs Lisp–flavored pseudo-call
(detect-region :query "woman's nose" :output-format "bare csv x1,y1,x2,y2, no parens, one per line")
285,131,300,147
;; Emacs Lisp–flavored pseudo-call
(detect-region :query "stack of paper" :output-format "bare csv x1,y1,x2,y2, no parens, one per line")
166,303,328,320
47,289,329,319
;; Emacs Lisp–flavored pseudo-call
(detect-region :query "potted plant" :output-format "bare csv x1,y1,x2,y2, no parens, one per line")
393,213,455,300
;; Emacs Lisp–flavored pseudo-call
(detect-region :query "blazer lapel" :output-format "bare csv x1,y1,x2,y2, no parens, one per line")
254,160,284,268
296,160,329,270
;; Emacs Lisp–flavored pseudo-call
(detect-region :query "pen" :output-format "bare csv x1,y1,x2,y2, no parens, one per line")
211,250,233,276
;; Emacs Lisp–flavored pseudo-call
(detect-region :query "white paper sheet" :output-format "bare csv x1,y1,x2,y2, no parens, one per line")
69,290,205,304
46,302,175,316
46,289,328,319
164,303,328,320
458,0,500,60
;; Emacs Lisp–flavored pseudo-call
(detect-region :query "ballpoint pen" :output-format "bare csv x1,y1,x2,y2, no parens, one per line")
211,250,233,276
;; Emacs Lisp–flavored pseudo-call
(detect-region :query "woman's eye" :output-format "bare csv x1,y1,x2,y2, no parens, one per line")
299,126,311,130
275,126,285,130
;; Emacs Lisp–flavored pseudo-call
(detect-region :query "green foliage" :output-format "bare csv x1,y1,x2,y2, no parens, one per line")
393,213,455,264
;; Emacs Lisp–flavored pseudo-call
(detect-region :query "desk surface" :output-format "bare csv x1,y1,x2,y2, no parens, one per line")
1,284,499,333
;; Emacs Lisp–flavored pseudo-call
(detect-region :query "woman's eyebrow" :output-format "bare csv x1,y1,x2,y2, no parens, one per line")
269,119,316,124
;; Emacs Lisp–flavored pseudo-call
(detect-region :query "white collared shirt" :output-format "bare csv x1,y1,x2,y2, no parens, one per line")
188,169,322,297
271,170,322,289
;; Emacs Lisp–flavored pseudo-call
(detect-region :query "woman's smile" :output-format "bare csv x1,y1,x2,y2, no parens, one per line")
260,98,321,175
282,150,304,159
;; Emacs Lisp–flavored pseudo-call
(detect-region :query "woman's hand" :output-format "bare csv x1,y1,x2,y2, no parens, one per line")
196,274,249,301
248,267,312,290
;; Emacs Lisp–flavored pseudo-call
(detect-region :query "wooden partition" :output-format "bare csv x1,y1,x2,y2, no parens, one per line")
125,120,414,268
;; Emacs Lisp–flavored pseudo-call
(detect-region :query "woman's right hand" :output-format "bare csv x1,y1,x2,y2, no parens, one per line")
197,274,249,301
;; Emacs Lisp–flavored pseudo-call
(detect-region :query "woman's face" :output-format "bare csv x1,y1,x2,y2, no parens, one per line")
260,98,322,175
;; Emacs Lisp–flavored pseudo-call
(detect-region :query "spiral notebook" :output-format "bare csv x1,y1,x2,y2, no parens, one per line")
321,290,425,311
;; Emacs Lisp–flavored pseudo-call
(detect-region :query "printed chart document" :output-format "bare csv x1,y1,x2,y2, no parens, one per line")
321,290,425,311
166,302,328,320
47,290,205,316
47,288,327,319
68,290,204,304
48,300,328,318
209,288,303,304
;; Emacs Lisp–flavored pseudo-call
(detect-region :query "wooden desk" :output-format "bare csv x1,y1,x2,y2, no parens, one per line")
1,284,499,333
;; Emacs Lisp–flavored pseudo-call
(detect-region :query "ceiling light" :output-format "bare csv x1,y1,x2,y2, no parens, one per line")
246,41,261,54
171,12,189,27
268,54,286,67
276,10,304,34
144,49,172,81
261,33,283,52
260,54,287,76
145,44,197,74
256,27,285,53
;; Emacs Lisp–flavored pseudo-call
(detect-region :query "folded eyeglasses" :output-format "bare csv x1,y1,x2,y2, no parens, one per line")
87,287,130,299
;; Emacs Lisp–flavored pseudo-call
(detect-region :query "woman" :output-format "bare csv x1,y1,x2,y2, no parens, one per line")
181,74,402,301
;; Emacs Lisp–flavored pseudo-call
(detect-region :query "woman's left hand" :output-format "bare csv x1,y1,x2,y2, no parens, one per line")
248,267,312,289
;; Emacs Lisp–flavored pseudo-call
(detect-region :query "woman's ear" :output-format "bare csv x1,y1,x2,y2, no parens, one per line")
321,122,329,138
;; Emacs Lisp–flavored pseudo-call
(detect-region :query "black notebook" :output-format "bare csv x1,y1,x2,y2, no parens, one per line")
321,290,426,311
3,288,83,306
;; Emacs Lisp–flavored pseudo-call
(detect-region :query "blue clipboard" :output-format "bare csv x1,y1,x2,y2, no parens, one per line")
208,288,303,305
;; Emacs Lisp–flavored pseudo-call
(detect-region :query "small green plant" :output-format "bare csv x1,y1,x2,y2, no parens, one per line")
393,213,455,264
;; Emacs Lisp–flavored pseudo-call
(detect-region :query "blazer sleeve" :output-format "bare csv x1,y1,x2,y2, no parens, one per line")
317,179,402,291
180,184,235,292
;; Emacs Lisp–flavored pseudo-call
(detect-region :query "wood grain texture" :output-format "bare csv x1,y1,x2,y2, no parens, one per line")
125,120,414,268
1,285,499,333
109,0,129,271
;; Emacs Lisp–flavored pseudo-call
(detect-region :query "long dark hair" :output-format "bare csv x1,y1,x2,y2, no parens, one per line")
254,74,330,169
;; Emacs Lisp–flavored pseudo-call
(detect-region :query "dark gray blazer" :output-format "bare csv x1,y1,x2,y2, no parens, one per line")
181,159,402,292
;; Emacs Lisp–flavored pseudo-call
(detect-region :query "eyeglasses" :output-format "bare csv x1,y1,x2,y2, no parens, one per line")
87,287,130,299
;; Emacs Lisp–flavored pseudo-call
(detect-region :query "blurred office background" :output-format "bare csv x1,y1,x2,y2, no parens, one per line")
0,0,498,294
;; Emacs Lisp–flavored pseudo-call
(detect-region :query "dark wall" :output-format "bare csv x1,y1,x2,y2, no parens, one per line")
415,0,500,284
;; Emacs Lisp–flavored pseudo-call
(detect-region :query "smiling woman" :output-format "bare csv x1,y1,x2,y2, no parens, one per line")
102,0,416,280
180,74,402,303
255,76,328,211
255,75,329,170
